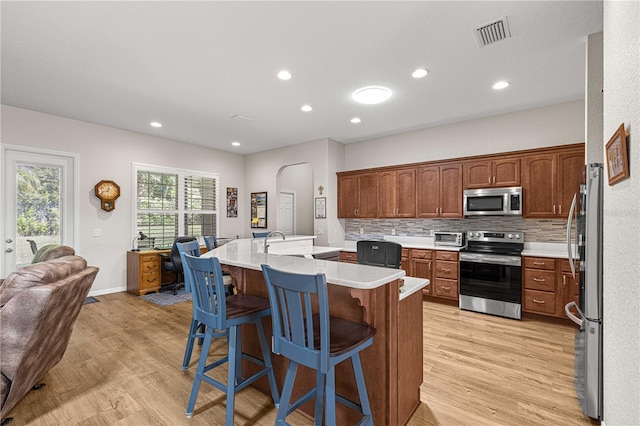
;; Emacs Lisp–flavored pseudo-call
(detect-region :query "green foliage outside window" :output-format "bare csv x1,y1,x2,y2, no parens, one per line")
16,165,60,236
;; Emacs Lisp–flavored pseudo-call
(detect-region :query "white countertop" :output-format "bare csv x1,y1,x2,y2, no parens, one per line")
399,277,430,301
331,236,466,252
522,242,575,259
203,238,405,290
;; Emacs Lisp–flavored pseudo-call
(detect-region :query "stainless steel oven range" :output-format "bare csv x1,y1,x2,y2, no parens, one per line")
459,230,524,320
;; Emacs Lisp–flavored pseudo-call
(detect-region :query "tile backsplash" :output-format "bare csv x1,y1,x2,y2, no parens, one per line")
345,217,568,242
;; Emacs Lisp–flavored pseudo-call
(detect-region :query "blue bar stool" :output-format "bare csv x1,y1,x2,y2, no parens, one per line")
261,264,376,426
182,255,279,424
177,241,228,371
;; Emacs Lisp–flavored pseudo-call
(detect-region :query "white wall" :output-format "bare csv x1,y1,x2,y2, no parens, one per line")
244,138,345,246
1,105,246,295
278,163,313,235
602,1,640,424
344,100,585,170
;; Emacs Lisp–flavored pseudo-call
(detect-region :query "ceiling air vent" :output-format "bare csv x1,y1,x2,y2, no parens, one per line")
230,114,252,125
475,16,511,47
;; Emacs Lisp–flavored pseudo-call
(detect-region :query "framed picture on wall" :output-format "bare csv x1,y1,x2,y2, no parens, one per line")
315,197,326,219
251,192,267,228
605,123,629,185
226,187,238,217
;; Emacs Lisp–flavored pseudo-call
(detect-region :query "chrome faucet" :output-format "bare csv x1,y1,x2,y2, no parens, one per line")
264,231,285,254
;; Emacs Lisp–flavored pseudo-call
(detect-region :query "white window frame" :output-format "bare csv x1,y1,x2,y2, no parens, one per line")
132,163,220,245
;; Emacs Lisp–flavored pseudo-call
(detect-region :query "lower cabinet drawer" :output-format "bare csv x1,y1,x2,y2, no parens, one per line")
339,251,357,263
523,290,556,315
435,261,458,279
524,269,556,292
140,272,160,290
433,278,458,299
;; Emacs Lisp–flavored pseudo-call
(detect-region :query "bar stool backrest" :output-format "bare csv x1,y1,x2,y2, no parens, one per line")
261,265,330,374
182,255,227,331
202,235,218,251
177,240,201,293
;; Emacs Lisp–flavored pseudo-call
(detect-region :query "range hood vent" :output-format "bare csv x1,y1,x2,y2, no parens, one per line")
475,17,511,47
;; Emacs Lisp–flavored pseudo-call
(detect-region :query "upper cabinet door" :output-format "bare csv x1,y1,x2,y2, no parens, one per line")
523,154,557,217
338,174,359,218
493,158,521,187
557,151,584,218
378,170,398,218
357,173,378,218
439,164,463,218
416,166,440,218
396,168,416,217
464,158,520,189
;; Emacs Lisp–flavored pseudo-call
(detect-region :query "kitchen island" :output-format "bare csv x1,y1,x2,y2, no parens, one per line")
202,238,427,425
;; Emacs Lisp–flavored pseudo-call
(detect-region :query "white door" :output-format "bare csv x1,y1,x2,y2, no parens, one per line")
2,146,77,275
278,191,295,236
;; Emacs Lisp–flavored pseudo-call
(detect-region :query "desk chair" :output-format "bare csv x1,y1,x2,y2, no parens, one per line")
357,240,402,269
183,255,279,424
160,236,196,294
252,232,269,238
203,235,234,296
261,265,376,426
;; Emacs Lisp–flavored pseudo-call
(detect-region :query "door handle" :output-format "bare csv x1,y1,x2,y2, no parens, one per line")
5,239,12,243
5,248,13,253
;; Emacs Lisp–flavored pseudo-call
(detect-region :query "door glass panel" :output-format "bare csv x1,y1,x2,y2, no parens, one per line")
16,164,62,266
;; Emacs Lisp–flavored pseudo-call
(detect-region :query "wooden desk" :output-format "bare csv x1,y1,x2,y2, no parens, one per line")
127,249,171,295
126,247,206,295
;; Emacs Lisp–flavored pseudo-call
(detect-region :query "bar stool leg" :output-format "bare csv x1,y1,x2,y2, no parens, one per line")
325,367,336,426
276,360,298,425
186,329,213,417
352,353,373,424
182,319,199,370
314,369,324,424
226,326,239,426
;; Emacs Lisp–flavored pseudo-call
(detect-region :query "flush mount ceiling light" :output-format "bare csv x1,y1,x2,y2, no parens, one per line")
150,121,162,128
492,80,510,90
351,86,392,105
351,117,361,124
301,105,313,112
277,70,292,80
412,68,429,78
231,141,241,147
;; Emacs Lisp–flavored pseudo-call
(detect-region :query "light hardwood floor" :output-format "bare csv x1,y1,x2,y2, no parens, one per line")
5,292,597,425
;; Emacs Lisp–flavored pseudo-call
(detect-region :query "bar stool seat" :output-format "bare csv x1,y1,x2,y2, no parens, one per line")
261,264,376,426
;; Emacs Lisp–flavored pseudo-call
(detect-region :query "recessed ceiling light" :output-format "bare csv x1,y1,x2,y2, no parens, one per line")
231,141,241,147
492,80,510,90
301,105,313,112
150,121,162,128
351,117,361,124
277,70,292,80
412,68,429,78
351,86,392,105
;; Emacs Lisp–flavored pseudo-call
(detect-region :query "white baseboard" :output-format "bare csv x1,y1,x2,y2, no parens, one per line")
88,285,126,297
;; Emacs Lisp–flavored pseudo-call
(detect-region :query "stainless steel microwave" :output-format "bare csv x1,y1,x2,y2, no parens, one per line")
463,186,523,216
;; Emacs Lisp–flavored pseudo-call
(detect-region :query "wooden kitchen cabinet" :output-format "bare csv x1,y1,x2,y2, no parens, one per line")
523,256,574,318
378,168,416,218
409,249,433,296
464,157,520,189
416,163,463,218
400,248,410,274
522,147,584,219
337,172,378,218
433,251,459,300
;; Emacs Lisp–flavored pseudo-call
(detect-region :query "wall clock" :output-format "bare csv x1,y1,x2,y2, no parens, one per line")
95,180,121,212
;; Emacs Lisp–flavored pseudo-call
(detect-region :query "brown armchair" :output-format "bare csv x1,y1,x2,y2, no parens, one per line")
0,252,99,421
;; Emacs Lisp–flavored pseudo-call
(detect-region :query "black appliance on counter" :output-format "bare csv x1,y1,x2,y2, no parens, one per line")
356,240,402,269
459,230,524,320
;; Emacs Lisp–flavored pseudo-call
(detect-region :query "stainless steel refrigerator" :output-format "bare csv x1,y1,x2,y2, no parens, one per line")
565,163,603,420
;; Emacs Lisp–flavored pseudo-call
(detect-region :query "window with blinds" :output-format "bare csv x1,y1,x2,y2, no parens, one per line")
133,164,219,248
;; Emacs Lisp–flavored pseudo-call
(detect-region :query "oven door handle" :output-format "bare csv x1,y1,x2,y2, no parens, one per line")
460,254,521,266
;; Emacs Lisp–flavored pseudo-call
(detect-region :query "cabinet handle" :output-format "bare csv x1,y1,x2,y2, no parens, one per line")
428,261,432,271
559,205,562,214
492,176,496,185
442,286,451,291
442,254,451,260
563,275,567,286
533,277,546,282
533,299,546,304
553,205,556,214
532,261,545,266
442,268,452,273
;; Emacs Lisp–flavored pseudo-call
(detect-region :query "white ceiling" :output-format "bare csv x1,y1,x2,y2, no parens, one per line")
1,1,603,155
